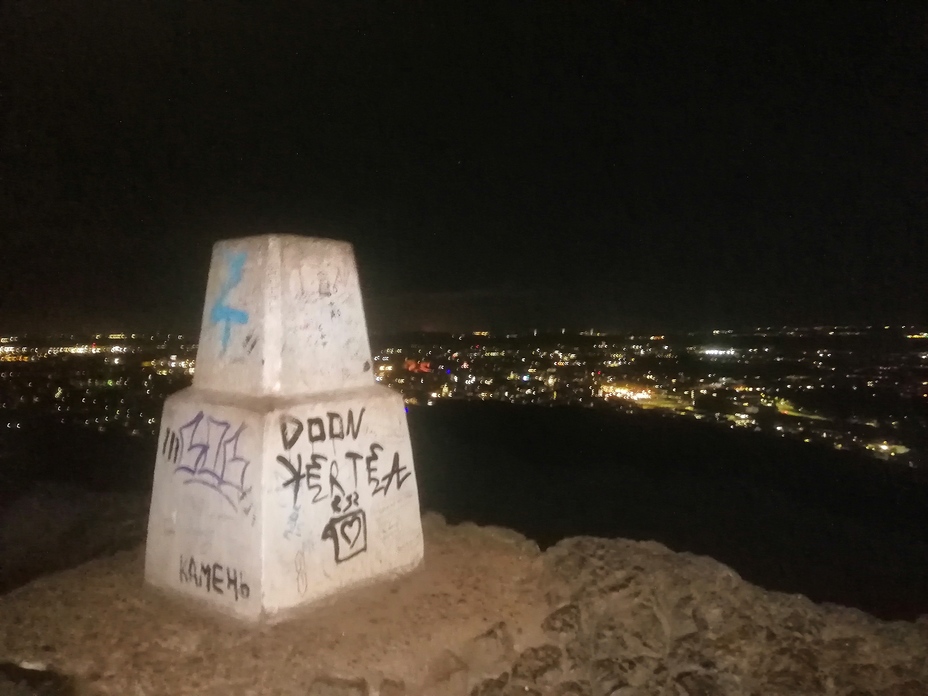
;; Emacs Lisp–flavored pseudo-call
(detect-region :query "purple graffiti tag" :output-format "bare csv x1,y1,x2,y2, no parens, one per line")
174,411,252,511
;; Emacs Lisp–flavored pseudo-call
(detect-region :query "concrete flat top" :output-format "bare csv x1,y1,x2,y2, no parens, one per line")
0,515,547,696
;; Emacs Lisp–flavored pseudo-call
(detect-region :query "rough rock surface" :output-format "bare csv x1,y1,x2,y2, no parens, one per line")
536,537,928,695
1,514,926,695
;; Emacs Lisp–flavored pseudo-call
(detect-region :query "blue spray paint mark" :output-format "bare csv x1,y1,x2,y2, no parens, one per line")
210,251,249,353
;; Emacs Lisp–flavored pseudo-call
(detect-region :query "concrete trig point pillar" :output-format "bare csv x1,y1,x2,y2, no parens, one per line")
145,235,424,622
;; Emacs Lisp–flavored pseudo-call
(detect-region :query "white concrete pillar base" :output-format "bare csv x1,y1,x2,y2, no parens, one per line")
146,384,423,622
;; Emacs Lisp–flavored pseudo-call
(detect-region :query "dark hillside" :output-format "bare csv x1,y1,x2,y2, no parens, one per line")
0,418,156,503
409,402,928,621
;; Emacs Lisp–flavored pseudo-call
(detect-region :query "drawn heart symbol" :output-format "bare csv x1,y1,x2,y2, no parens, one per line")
340,516,362,547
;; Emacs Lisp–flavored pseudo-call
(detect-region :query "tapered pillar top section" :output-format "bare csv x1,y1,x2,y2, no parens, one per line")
193,234,374,397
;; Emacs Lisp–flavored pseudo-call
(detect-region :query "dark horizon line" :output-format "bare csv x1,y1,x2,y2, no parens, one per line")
1,322,926,341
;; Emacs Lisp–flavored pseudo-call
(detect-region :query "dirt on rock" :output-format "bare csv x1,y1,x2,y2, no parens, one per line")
0,513,551,696
2,513,927,695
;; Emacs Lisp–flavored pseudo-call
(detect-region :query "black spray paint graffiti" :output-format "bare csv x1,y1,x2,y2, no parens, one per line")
161,428,182,463
321,509,368,563
276,409,411,508
277,452,326,506
319,459,366,561
173,411,253,514
179,554,250,601
276,408,410,564
279,410,366,448
242,331,258,355
365,444,412,497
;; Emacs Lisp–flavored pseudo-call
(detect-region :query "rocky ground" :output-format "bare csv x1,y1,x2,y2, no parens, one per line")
1,511,927,696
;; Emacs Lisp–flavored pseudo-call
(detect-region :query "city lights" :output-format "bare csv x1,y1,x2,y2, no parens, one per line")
0,325,922,467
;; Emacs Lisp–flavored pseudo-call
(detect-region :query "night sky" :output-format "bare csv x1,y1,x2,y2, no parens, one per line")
2,2,925,334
